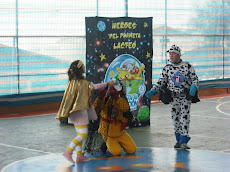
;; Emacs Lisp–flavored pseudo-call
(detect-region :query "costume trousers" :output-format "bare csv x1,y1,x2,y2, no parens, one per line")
170,96,191,137
106,131,137,156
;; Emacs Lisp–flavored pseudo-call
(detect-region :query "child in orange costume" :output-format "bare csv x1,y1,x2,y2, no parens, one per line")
94,84,137,156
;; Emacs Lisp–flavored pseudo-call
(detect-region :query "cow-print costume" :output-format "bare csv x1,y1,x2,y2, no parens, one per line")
152,60,199,143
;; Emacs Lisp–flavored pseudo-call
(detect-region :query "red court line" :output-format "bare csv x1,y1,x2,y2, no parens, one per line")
151,94,230,104
0,110,58,119
199,94,230,99
0,94,229,119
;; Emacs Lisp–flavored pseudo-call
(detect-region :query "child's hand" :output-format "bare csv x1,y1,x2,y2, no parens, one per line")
107,81,114,86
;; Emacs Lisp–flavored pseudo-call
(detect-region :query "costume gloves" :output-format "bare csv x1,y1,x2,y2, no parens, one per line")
145,88,156,99
189,84,197,97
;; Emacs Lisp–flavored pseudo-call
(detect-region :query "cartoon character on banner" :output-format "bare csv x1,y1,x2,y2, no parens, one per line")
104,54,150,126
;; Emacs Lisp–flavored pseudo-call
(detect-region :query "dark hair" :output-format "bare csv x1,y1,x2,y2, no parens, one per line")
67,60,85,81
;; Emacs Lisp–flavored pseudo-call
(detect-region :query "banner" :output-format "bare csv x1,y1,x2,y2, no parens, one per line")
86,17,152,127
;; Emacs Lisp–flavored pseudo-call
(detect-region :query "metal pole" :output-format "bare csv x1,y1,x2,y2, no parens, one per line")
125,0,128,17
96,0,99,16
15,0,19,94
165,0,168,64
222,0,225,79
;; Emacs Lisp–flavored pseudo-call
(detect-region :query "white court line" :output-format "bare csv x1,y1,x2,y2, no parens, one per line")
216,100,230,116
221,149,230,153
0,153,63,172
0,143,53,154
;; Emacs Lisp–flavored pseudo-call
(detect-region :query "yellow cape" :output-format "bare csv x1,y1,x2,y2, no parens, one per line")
56,79,93,120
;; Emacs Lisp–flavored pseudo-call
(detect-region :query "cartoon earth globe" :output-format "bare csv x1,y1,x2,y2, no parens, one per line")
137,105,150,121
104,54,144,83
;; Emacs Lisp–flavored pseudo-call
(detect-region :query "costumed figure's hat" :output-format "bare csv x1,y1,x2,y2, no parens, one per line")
167,45,182,56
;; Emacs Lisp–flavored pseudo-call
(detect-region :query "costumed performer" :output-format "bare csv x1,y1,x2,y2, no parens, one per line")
93,83,137,156
146,45,199,150
56,60,114,163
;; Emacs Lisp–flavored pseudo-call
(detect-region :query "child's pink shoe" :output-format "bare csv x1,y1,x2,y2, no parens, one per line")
76,154,90,162
62,150,74,163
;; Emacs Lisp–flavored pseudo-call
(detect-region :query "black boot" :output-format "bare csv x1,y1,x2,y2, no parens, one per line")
174,142,181,148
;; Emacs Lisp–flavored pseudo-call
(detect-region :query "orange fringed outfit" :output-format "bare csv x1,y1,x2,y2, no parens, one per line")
94,87,137,156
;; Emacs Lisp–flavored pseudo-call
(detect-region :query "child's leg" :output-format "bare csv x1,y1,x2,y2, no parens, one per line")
75,125,88,155
74,125,90,162
67,125,88,153
63,124,88,162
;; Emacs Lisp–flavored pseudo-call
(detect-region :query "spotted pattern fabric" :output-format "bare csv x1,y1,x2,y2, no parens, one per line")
152,61,199,93
170,97,191,136
167,44,182,55
152,60,199,137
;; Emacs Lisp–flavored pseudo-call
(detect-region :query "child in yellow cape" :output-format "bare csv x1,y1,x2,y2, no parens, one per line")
56,60,114,163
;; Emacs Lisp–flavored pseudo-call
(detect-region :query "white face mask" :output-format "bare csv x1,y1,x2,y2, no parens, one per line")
112,79,122,91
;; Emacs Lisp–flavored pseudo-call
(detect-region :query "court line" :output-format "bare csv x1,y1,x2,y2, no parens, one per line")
0,112,56,119
221,149,230,153
138,147,230,155
133,128,230,141
2,147,229,172
0,143,53,154
151,94,230,104
0,125,71,136
152,114,230,120
216,98,230,116
217,97,230,108
191,115,230,120
0,153,62,172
